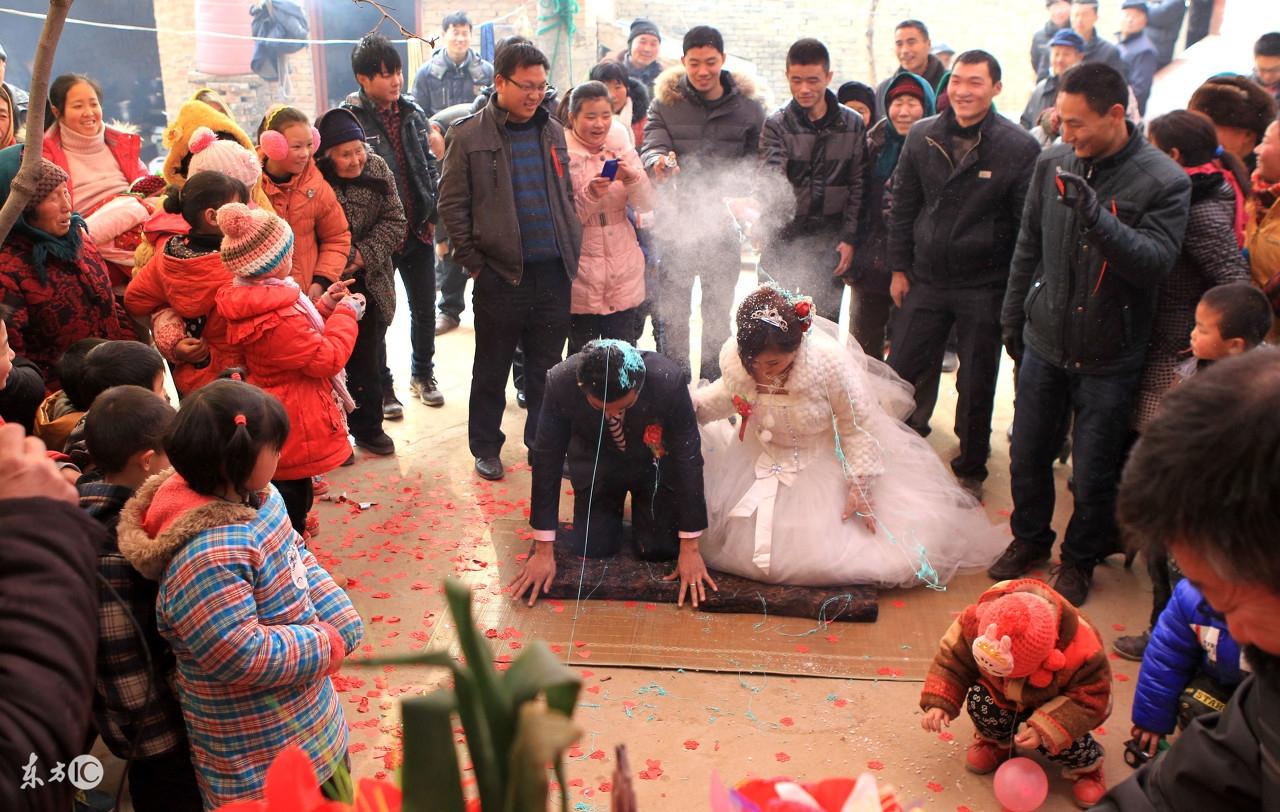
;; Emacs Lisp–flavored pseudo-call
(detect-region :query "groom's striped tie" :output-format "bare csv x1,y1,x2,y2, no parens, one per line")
606,412,626,452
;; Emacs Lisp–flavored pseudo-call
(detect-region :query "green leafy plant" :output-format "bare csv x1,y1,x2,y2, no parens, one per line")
366,579,582,812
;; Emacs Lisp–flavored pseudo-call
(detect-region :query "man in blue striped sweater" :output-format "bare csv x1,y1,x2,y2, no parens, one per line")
438,40,583,481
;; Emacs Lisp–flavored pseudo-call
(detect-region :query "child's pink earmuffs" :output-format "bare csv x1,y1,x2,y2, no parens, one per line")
258,107,321,162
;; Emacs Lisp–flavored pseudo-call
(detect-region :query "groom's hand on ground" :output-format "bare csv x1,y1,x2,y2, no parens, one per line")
509,541,557,607
663,540,718,609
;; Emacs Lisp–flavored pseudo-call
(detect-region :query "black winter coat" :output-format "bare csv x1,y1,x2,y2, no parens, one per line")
850,120,897,292
0,498,104,812
1092,671,1280,810
887,108,1041,290
1002,124,1191,375
758,90,865,245
342,91,439,236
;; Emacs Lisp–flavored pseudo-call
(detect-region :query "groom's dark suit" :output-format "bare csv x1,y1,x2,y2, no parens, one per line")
530,350,707,559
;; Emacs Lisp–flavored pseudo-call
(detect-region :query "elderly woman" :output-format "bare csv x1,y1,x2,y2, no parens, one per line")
42,73,153,286
0,146,138,388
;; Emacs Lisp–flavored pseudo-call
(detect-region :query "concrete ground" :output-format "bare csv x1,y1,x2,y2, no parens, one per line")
99,268,1156,811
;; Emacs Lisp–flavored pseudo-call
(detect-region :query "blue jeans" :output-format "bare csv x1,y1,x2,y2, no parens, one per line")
383,235,435,389
1009,347,1140,568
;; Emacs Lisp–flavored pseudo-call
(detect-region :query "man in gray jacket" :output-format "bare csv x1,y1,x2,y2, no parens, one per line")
437,41,582,481
991,63,1190,606
757,38,864,322
642,25,766,382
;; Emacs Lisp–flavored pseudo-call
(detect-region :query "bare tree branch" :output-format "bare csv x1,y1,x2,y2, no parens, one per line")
865,0,880,87
0,0,73,246
349,0,438,47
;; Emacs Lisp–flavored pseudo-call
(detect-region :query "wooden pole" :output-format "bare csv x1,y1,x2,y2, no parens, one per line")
0,0,74,246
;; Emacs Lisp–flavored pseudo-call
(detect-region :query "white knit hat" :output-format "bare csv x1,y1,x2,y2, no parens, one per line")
187,126,261,190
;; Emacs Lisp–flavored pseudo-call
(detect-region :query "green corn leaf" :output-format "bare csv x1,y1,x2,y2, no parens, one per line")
444,580,516,787
400,691,466,812
453,666,503,811
502,641,582,719
503,704,581,812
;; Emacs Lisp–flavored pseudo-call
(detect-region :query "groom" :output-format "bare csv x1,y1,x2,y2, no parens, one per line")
511,340,718,608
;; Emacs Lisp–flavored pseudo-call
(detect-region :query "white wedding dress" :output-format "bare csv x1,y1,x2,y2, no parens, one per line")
691,320,1009,589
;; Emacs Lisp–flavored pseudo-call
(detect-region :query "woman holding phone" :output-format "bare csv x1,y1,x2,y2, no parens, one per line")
560,81,654,354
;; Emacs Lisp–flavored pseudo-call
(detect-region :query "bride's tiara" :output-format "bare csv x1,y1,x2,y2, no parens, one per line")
751,305,788,331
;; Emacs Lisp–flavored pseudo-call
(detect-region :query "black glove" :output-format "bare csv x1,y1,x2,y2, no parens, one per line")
1002,325,1025,364
1055,171,1100,228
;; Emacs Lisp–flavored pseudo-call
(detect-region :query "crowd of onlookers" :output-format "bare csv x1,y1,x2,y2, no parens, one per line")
0,5,1279,810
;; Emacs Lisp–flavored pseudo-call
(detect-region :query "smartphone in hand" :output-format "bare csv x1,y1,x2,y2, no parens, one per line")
601,159,620,180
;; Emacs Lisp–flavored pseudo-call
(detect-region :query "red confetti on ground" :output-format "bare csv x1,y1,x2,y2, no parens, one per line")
825,634,840,644
1094,726,1107,736
372,592,392,599
927,781,944,793
866,760,884,771
683,740,700,750
891,599,906,609
780,717,794,727
939,731,954,742
1113,623,1127,632
958,806,975,812
589,750,607,761
775,752,791,763
1116,673,1130,682
794,644,810,654
638,760,663,780
833,698,848,708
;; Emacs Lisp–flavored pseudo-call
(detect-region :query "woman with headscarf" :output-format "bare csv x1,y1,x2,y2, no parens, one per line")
848,72,935,360
0,146,139,388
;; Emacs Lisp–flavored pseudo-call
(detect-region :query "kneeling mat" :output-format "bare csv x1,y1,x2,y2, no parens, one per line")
541,525,878,623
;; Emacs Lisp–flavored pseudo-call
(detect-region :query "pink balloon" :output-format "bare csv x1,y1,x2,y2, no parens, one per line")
993,757,1049,812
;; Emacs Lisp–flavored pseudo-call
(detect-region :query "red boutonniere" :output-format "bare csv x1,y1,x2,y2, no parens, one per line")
643,423,666,458
732,395,752,441
793,298,813,332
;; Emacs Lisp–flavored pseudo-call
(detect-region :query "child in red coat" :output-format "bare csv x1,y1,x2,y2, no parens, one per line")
920,579,1112,808
126,170,250,398
213,203,363,533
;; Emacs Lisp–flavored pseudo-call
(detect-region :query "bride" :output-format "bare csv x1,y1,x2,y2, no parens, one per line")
691,285,1008,588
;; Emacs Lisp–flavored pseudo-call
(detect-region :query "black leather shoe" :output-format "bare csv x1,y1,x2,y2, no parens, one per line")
354,431,396,456
987,539,1051,581
1113,630,1150,661
475,456,505,481
1052,562,1092,606
382,393,404,420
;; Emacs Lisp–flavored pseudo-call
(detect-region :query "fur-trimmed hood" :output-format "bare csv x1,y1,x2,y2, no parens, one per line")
653,66,764,107
117,469,258,581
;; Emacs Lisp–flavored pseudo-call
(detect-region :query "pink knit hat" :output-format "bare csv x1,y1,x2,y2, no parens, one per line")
972,592,1066,688
216,202,294,278
187,126,261,190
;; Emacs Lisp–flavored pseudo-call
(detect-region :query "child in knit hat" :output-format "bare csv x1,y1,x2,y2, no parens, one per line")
125,170,251,398
213,203,363,533
920,579,1112,808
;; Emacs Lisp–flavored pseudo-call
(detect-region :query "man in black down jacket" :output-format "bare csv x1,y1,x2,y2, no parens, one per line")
758,38,864,321
0,423,105,812
991,64,1190,606
887,51,1039,494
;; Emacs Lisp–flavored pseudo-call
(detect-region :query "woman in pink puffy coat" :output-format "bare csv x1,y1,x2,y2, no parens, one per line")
561,81,654,355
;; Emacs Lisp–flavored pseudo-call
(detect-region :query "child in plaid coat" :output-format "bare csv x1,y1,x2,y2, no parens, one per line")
118,379,363,808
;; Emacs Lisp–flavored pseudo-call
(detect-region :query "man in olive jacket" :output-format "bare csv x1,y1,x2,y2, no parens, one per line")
991,64,1189,606
437,41,582,482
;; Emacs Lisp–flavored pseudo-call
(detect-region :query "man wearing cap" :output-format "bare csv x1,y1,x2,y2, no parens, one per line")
1022,29,1086,133
0,43,28,132
887,50,1040,498
1189,75,1278,171
1117,0,1158,115
1032,0,1072,79
613,19,665,95
1038,0,1129,83
931,43,955,72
